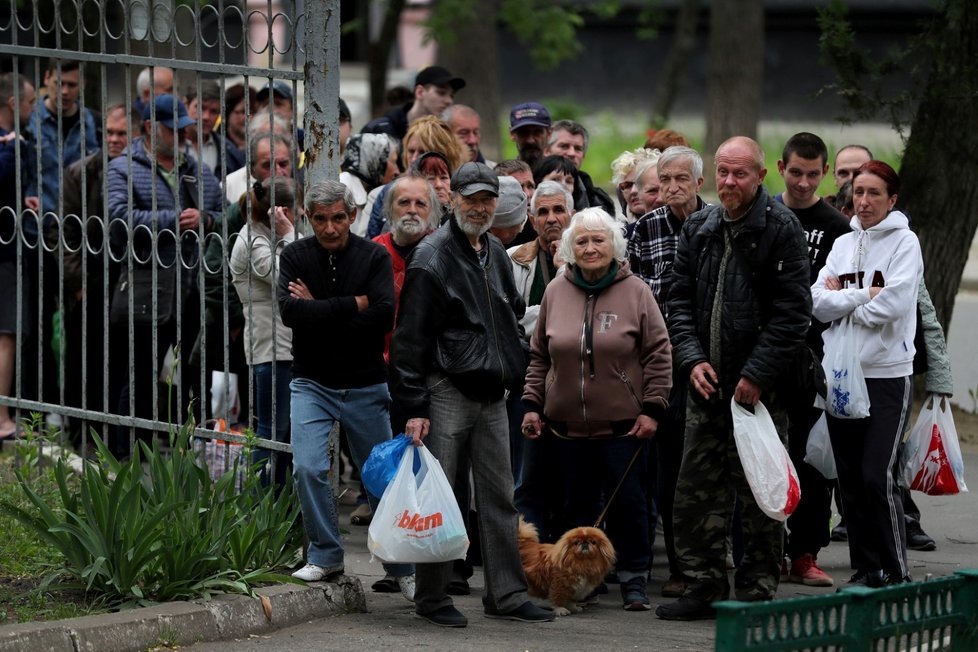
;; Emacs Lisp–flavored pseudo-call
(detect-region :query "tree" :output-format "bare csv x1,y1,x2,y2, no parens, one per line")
367,0,407,117
703,0,764,190
650,0,701,130
819,0,978,330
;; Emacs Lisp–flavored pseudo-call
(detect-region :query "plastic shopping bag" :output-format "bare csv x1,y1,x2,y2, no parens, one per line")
822,316,870,419
901,395,968,496
731,399,801,521
804,412,837,480
362,435,412,499
368,444,470,563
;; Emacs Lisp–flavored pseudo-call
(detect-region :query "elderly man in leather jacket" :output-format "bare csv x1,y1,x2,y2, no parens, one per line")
656,137,811,621
390,162,554,628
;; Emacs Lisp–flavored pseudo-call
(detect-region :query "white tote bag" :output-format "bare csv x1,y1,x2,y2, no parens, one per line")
368,444,470,563
804,412,837,480
822,315,871,419
731,399,801,521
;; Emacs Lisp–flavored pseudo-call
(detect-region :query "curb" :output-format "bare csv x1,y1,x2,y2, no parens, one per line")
0,576,366,652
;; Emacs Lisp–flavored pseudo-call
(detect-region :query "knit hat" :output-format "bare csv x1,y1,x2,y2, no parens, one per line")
493,176,528,228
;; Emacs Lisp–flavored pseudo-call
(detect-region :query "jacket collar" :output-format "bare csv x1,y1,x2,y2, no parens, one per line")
448,214,492,267
510,239,541,266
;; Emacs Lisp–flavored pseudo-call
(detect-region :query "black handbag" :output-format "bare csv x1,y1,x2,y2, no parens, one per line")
110,265,176,325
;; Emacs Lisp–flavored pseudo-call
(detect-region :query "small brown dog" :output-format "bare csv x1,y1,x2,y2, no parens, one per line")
518,518,616,616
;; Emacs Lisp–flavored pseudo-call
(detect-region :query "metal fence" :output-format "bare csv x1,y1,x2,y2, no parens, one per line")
0,0,341,474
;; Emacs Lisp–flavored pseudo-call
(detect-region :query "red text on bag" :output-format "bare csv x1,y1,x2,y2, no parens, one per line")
396,510,444,532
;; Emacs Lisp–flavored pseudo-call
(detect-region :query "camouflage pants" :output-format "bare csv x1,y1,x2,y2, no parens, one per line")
673,396,788,602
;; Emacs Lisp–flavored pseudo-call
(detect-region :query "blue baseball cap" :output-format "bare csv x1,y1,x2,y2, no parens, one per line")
143,94,195,130
509,102,551,132
256,80,294,103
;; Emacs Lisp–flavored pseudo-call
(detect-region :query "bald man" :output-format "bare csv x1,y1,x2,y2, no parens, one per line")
657,136,811,621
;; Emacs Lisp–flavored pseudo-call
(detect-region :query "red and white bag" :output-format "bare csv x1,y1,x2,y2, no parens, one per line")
731,399,801,521
901,394,968,496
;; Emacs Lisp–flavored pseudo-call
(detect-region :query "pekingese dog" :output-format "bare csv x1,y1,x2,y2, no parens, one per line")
518,517,616,616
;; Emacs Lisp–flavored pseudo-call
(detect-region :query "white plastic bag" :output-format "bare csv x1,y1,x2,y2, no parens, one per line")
368,444,470,563
900,394,968,495
731,399,801,521
823,316,870,419
804,412,837,480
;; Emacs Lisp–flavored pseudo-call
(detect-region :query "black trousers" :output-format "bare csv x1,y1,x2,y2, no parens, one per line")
828,376,911,578
785,390,833,559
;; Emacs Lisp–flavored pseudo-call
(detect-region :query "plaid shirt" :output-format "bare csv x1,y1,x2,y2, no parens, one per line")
627,198,708,317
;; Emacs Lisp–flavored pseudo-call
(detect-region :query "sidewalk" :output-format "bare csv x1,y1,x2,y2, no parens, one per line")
3,450,977,652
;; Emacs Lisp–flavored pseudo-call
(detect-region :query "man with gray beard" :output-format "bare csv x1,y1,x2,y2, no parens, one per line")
391,162,553,628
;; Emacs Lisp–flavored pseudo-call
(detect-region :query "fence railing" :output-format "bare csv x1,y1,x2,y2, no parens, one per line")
715,569,978,652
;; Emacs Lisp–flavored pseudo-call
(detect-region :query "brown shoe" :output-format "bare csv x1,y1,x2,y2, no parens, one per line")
661,574,685,598
350,503,373,525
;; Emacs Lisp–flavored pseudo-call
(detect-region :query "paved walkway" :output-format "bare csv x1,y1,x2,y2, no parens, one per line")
184,448,978,652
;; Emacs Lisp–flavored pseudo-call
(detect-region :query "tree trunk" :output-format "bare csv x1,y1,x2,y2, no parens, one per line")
897,0,978,331
650,0,701,130
703,0,764,191
368,0,406,117
437,0,502,162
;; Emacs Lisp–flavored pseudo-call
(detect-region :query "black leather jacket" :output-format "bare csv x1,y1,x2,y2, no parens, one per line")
390,218,527,418
666,186,812,399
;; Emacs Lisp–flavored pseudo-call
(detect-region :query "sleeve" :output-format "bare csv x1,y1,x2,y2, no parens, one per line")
346,245,396,336
277,243,359,328
665,221,707,382
739,218,813,390
811,239,873,322
390,266,448,419
60,162,85,297
918,280,953,395
638,283,672,419
521,288,552,413
850,232,922,328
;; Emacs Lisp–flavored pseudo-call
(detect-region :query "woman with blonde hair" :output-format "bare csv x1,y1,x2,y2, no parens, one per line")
365,116,464,237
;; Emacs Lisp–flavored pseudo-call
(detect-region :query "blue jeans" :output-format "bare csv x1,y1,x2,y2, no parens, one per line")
254,361,292,487
290,377,411,577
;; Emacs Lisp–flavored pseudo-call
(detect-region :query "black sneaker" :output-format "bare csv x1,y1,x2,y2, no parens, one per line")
484,601,555,623
620,576,651,611
883,572,913,586
417,605,468,628
830,524,848,542
906,520,936,551
841,570,884,589
655,596,717,621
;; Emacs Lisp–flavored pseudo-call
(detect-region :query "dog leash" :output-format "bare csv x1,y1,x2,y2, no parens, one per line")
592,440,645,529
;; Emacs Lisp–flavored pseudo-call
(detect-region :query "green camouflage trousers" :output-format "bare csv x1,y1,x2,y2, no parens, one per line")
673,396,788,602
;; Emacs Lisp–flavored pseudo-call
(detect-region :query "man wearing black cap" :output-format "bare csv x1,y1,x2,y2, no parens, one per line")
390,162,553,628
256,80,304,149
362,66,465,141
508,102,552,169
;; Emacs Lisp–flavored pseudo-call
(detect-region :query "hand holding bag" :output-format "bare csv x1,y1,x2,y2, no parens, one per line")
823,315,871,419
367,444,469,563
731,399,801,521
901,394,968,495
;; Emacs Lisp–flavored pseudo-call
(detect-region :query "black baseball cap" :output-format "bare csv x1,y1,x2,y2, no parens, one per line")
415,66,466,92
451,162,499,197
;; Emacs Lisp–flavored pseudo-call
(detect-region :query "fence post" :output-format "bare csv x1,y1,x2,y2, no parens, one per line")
952,569,978,652
302,0,341,186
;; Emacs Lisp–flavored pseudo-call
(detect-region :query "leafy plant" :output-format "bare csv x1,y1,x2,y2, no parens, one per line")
0,415,304,610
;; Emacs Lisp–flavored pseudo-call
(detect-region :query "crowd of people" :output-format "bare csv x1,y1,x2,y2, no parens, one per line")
0,60,950,627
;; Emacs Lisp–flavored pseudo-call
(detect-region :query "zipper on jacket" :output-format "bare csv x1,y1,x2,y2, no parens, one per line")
579,293,596,427
484,268,507,387
618,368,643,410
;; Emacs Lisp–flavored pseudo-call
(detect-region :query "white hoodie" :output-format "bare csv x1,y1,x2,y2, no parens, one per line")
811,210,922,378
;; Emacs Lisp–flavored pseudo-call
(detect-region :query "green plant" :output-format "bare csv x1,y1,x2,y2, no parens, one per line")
0,415,304,610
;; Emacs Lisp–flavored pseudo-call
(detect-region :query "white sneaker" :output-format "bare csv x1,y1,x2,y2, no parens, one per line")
291,563,343,582
397,574,416,602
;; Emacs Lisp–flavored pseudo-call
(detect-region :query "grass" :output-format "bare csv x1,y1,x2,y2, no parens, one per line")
0,448,99,625
496,108,905,197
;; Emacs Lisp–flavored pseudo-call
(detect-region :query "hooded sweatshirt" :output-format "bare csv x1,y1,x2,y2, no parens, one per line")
811,210,922,378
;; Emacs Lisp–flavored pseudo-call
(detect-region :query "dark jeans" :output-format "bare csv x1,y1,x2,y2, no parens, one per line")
655,383,688,577
253,360,292,487
554,436,650,574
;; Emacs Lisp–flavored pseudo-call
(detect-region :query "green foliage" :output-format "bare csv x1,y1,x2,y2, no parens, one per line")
0,418,303,610
816,0,929,136
497,0,585,71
